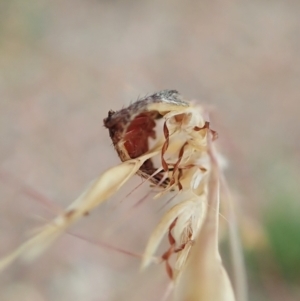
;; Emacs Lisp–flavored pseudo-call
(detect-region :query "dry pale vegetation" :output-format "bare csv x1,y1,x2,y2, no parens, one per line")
0,90,247,301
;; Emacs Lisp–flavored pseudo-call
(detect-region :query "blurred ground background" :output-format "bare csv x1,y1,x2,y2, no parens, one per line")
0,0,299,300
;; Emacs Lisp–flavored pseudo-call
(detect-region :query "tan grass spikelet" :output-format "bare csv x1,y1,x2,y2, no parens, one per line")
173,141,236,301
0,151,158,271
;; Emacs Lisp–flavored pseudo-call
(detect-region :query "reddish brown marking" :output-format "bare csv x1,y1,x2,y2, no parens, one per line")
163,120,170,139
172,142,188,175
165,260,174,279
169,178,175,188
161,141,188,190
0,171,61,213
210,129,218,140
162,248,174,279
175,243,186,253
194,121,218,140
170,142,188,190
161,218,181,279
65,209,76,218
177,169,183,190
193,121,209,131
162,247,174,261
180,164,195,170
174,113,185,123
123,113,156,159
168,218,178,245
161,121,170,172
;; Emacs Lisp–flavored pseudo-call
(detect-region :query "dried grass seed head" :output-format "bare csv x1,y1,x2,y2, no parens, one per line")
104,90,218,278
0,90,225,291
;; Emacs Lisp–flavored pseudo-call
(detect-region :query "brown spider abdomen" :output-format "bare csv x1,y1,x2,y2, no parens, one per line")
103,90,189,187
